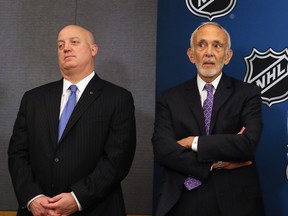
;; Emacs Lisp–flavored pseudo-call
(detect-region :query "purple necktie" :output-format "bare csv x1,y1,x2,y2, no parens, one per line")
58,85,77,141
184,84,214,190
203,83,214,135
184,176,202,190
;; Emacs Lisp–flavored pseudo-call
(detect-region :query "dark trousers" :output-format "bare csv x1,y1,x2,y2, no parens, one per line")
167,184,221,216
166,183,265,216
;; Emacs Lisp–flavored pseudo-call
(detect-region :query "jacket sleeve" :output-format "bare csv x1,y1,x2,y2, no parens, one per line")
8,92,44,209
152,93,211,181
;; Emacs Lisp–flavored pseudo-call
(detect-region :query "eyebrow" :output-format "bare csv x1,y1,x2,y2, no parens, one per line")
197,39,223,44
58,37,81,43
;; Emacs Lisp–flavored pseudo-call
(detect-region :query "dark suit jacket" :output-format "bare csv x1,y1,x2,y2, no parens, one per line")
152,74,265,216
8,74,136,216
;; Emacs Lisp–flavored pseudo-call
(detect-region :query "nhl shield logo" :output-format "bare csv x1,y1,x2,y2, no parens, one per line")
186,0,237,20
244,48,288,107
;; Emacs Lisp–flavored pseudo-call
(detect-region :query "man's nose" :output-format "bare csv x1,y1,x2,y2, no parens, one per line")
205,45,213,56
64,43,71,52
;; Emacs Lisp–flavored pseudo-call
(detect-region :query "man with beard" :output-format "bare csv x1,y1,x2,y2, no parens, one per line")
152,22,265,216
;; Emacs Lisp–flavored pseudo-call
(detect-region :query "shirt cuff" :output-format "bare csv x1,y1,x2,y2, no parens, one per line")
27,194,45,211
191,136,199,152
71,191,82,211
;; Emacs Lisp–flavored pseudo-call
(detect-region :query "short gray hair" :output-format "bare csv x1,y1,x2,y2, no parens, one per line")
190,22,231,50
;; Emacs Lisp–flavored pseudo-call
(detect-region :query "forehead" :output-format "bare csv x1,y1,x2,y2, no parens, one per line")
58,27,85,41
194,24,228,43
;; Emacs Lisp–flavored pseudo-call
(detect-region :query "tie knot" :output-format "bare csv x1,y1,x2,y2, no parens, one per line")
70,85,77,93
204,83,214,93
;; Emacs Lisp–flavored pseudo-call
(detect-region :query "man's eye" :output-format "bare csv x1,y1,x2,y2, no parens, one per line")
197,42,207,50
198,42,205,48
58,44,64,49
214,44,223,49
72,40,79,45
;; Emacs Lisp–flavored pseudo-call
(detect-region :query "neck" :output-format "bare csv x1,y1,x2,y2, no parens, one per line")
61,67,94,84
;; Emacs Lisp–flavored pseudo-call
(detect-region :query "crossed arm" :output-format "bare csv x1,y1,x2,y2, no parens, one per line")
177,127,252,171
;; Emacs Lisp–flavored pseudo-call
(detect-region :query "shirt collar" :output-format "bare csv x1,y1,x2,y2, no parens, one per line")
62,71,95,94
197,73,222,92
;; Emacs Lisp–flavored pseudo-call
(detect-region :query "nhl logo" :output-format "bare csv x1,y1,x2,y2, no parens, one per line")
244,48,288,107
185,0,237,20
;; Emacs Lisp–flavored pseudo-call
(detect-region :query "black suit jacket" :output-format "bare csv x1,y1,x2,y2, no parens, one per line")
152,74,264,216
8,74,136,216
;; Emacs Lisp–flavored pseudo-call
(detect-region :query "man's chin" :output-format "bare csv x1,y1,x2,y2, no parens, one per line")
200,70,219,78
62,62,77,69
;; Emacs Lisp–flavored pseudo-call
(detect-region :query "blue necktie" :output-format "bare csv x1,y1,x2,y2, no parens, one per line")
184,84,214,190
58,85,77,141
203,83,214,135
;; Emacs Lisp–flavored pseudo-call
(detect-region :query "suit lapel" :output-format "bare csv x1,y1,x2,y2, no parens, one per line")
45,80,63,147
210,74,233,133
182,78,206,135
58,75,103,143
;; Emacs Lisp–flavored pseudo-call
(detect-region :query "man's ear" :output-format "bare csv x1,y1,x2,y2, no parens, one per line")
187,48,195,64
224,49,233,65
91,44,98,57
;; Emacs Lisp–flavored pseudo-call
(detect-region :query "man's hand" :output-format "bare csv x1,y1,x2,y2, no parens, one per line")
238,126,246,135
40,193,78,216
211,127,250,170
177,136,195,148
29,196,51,216
212,161,252,170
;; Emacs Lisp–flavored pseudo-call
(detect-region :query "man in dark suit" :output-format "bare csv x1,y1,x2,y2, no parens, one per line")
152,22,265,216
8,25,136,216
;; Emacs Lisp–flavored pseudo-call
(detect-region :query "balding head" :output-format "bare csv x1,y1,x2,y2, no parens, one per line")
58,25,95,45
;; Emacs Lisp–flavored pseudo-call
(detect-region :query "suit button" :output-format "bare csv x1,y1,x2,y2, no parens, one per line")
54,157,60,163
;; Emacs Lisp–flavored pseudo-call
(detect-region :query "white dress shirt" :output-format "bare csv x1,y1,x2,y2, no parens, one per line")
191,73,222,152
